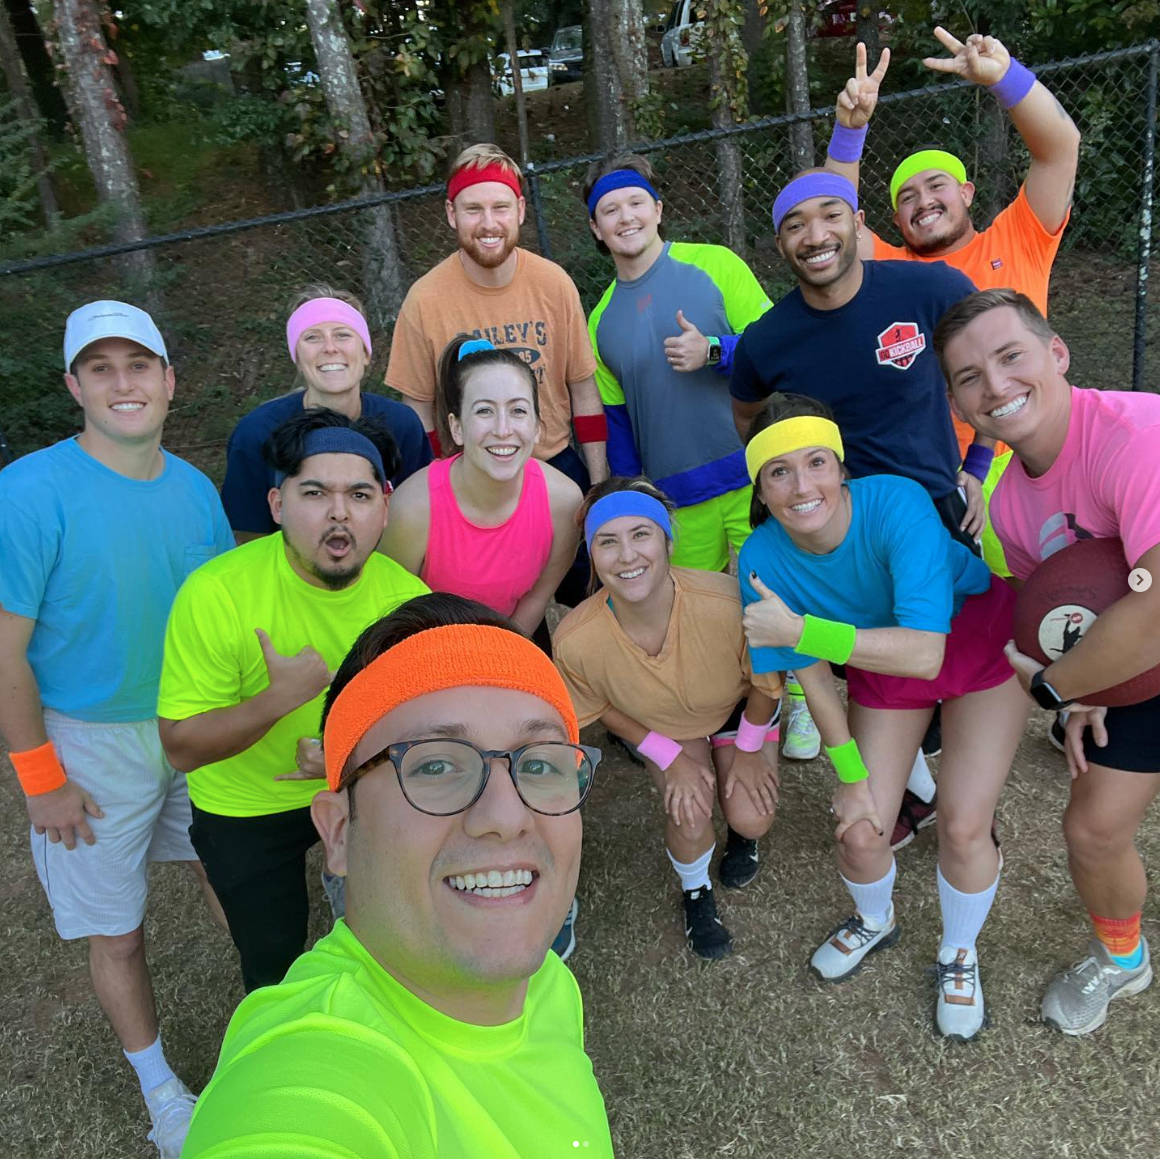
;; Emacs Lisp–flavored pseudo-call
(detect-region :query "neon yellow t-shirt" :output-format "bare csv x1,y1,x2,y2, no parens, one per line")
157,534,428,816
182,920,615,1158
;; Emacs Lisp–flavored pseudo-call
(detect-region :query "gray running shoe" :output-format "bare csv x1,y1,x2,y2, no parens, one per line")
1042,938,1153,1035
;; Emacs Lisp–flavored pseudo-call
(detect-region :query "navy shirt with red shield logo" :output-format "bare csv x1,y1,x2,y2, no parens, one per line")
730,259,975,500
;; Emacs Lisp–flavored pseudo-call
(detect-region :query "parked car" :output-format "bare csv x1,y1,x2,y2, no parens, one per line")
816,0,894,39
548,25,584,85
660,0,702,69
496,49,549,97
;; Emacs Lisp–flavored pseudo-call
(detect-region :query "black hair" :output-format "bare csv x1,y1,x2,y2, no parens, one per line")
261,406,400,486
434,334,539,457
744,393,843,529
581,151,666,255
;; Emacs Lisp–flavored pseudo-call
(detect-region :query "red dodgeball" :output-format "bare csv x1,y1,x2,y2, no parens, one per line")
1013,536,1160,707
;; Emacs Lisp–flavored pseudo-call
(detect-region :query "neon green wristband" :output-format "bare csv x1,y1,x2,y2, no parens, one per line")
796,614,856,665
826,738,869,784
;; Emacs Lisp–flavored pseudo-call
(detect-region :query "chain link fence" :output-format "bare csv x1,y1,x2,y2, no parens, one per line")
1,42,1156,478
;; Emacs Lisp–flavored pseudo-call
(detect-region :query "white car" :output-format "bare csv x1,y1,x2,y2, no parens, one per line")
496,50,549,97
660,0,703,68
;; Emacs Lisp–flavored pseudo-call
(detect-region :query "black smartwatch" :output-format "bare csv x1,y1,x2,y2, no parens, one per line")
1030,669,1073,711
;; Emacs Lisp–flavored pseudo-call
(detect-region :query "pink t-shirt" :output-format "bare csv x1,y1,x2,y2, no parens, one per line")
991,386,1160,581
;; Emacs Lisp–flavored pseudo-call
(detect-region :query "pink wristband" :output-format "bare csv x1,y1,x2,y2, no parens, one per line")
638,730,683,770
734,714,775,753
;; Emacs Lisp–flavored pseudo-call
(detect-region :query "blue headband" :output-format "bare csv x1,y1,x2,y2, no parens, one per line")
274,427,386,487
772,173,859,232
584,492,672,552
586,169,661,218
458,338,496,361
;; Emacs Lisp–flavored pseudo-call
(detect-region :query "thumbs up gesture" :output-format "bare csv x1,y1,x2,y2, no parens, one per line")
663,309,710,372
255,628,335,716
742,571,805,651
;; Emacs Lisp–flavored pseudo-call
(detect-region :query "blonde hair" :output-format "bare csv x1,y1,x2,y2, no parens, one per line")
286,282,366,318
449,143,523,183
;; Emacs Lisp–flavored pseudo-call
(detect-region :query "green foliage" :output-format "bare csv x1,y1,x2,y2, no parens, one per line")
0,97,48,233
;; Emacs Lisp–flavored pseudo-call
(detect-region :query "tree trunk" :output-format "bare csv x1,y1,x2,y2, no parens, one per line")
705,2,747,257
784,0,813,171
304,0,406,323
0,1,58,227
52,0,152,282
741,0,764,62
501,0,529,167
6,0,67,130
446,56,496,147
585,0,649,150
977,94,1014,229
854,1,878,60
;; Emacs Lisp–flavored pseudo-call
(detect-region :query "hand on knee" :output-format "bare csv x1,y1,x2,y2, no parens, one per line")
722,803,773,841
838,818,889,870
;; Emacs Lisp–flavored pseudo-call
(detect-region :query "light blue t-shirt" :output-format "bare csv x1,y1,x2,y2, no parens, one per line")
0,437,234,722
738,475,991,673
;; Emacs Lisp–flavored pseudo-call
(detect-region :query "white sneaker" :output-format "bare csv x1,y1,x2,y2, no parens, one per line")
145,1076,197,1159
935,946,985,1041
1042,938,1153,1035
783,691,820,761
810,906,900,982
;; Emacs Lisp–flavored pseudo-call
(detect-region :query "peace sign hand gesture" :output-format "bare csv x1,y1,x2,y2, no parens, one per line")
923,26,1011,88
836,41,891,130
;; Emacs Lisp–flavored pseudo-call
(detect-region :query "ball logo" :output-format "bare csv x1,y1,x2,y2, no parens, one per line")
1038,603,1097,659
875,322,926,370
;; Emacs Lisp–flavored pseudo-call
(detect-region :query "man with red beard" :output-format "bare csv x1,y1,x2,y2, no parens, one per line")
387,145,608,503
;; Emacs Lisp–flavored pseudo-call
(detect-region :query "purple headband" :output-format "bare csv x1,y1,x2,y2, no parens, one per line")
273,426,386,487
587,169,660,218
286,298,373,363
772,173,859,233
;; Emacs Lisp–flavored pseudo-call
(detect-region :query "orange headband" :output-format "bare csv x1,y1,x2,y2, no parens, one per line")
323,624,580,790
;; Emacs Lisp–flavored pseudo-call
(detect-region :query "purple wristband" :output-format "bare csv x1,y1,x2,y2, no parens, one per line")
962,444,995,482
828,122,867,164
639,731,683,771
990,58,1036,110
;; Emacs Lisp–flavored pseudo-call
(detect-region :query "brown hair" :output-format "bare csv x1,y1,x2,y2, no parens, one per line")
933,288,1056,381
575,475,676,596
286,284,368,390
744,393,843,528
434,334,540,457
581,152,665,254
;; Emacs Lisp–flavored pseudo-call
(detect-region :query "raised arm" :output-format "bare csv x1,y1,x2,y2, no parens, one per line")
923,27,1080,233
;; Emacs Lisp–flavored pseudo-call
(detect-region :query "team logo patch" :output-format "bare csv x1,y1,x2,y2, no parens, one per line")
991,258,1004,270
875,322,926,371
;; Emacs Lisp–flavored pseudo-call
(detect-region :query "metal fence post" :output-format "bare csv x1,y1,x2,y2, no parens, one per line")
525,162,554,262
1133,40,1158,392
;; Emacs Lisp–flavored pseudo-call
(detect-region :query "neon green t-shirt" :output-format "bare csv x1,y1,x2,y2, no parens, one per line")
182,920,615,1158
157,534,428,816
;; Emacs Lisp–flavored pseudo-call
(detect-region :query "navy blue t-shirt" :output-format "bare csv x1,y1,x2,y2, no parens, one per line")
730,260,975,499
220,391,432,533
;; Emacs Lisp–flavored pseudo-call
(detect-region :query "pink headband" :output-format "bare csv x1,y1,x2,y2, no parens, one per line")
286,298,373,363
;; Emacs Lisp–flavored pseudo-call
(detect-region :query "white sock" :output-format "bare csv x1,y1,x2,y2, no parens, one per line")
667,845,714,892
938,864,1000,956
840,859,896,928
906,749,936,803
124,1034,177,1098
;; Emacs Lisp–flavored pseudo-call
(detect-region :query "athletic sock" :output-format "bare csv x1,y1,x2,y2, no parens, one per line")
785,676,804,698
1091,911,1144,969
840,859,896,928
124,1034,177,1098
667,845,714,893
937,864,1000,956
906,749,936,804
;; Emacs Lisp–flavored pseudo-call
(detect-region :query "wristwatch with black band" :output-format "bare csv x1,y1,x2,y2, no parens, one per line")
1030,669,1074,711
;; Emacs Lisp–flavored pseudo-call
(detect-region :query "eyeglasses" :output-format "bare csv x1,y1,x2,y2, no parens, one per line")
346,739,601,817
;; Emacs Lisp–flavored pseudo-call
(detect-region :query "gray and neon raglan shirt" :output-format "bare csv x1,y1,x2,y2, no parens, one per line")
588,241,771,507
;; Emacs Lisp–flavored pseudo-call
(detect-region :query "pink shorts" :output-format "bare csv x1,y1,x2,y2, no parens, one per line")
846,576,1017,711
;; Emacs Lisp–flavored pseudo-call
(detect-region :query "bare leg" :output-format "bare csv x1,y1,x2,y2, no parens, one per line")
186,859,229,932
644,737,717,864
89,926,158,1053
713,738,779,840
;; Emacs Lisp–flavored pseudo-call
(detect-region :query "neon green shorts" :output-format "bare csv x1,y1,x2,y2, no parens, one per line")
979,450,1013,578
671,485,753,571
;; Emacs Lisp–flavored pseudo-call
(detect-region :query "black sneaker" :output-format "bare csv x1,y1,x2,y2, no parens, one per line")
683,886,733,960
921,708,942,758
719,827,760,889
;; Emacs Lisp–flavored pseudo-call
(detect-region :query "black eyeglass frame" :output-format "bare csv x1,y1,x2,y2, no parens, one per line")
344,738,602,817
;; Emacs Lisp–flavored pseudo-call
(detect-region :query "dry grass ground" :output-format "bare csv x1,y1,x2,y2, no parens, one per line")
3,708,1160,1158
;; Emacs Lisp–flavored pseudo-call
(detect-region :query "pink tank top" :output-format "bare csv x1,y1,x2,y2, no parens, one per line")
421,455,554,616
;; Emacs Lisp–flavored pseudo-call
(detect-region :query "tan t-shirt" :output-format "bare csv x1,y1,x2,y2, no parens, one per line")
385,249,597,460
553,567,783,738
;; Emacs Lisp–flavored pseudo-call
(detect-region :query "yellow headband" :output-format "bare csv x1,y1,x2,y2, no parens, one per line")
889,149,968,209
745,417,844,483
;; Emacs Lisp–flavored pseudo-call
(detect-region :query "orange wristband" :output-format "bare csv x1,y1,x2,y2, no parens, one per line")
10,741,67,796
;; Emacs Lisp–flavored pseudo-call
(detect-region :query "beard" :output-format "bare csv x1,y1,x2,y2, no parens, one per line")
461,229,519,269
285,528,364,590
902,206,973,256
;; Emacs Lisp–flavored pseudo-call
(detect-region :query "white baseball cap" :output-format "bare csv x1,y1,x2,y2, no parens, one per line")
63,300,168,370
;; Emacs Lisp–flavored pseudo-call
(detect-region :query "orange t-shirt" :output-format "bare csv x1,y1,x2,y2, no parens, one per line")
873,186,1069,456
385,249,597,460
553,567,783,738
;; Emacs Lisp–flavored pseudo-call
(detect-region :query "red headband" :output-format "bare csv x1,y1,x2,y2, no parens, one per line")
447,162,523,204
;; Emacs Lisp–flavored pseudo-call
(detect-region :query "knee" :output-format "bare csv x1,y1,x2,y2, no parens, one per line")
89,928,145,964
938,811,992,858
1063,804,1128,861
723,803,773,840
840,819,888,865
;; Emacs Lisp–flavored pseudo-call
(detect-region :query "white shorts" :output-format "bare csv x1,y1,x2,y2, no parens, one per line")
31,711,197,940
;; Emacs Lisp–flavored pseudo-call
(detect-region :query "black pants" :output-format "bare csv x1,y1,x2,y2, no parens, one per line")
546,443,591,607
189,803,320,992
